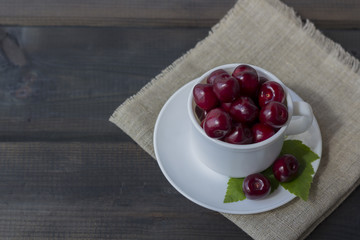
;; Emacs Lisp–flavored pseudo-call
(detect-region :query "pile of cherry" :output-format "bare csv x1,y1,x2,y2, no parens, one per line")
193,64,288,144
193,64,300,199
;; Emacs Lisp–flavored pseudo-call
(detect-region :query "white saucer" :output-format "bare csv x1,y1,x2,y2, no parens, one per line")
153,79,322,214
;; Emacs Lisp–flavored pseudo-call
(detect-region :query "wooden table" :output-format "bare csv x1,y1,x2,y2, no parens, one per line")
0,1,359,239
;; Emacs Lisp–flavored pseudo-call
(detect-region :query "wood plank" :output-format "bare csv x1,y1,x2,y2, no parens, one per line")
0,27,359,141
0,0,359,28
284,0,360,28
0,141,247,239
0,0,237,27
0,27,210,141
0,141,358,239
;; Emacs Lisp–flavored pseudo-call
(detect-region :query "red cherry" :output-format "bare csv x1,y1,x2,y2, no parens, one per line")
207,69,230,84
224,123,253,144
232,64,257,76
229,97,259,123
259,102,288,128
232,65,259,97
213,77,240,103
193,83,219,111
258,81,286,107
272,154,299,182
252,123,275,143
242,173,271,200
203,108,232,139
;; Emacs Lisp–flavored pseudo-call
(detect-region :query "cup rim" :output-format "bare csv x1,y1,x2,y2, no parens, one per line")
187,63,294,150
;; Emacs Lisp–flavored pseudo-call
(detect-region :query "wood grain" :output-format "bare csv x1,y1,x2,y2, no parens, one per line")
0,27,209,141
0,0,236,27
0,142,247,239
0,0,359,28
285,0,360,28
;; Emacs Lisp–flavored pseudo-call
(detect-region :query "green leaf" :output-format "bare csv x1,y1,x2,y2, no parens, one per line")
279,140,320,201
224,178,246,203
223,140,320,203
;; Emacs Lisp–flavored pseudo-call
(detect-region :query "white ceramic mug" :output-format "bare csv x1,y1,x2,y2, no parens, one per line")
187,64,313,178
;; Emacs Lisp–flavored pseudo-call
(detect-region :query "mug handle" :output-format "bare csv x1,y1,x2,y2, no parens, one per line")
286,101,313,135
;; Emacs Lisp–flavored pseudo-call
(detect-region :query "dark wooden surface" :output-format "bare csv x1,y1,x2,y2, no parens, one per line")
0,0,360,28
0,1,359,239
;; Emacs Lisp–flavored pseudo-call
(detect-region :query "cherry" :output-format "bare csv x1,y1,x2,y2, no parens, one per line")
252,123,275,143
207,69,230,84
229,97,259,123
259,101,288,128
232,64,257,76
258,81,285,107
203,108,232,139
272,154,299,182
242,173,271,200
213,77,240,103
193,83,219,111
224,123,253,144
232,65,259,97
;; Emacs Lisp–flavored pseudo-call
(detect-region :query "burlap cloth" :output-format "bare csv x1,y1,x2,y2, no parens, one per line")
110,0,360,239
